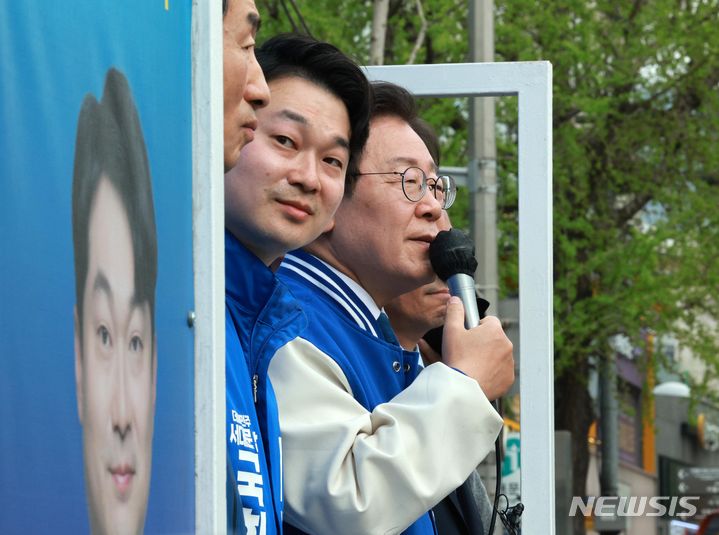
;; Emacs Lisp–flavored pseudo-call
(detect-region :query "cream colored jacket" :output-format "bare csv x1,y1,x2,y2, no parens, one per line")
269,337,503,535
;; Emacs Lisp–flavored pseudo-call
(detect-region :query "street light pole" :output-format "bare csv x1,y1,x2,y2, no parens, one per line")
468,0,499,315
597,353,624,534
468,3,503,534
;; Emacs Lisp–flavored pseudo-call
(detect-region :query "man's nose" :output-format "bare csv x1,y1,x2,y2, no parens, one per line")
415,186,443,221
287,152,321,192
244,51,269,110
112,348,131,441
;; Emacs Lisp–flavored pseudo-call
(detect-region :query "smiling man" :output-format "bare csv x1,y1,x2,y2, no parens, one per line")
271,82,515,535
72,68,158,535
223,34,371,535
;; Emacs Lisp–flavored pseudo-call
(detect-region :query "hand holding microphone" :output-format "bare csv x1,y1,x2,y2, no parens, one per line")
429,229,515,400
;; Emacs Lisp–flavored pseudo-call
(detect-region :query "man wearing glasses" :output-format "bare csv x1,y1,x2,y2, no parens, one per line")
269,82,515,535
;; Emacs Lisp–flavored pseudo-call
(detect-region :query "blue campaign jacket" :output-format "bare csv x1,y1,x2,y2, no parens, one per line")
277,250,437,535
226,232,307,535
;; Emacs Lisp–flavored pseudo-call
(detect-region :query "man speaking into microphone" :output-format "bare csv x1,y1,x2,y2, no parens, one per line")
269,82,514,535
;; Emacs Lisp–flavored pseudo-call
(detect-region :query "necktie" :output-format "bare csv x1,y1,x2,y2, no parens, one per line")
377,311,399,345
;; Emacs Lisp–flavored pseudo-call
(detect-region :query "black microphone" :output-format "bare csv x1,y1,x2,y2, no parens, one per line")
429,229,519,535
429,229,481,329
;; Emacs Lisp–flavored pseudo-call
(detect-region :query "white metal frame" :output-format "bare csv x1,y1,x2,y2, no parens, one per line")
192,2,225,532
189,45,554,530
365,62,555,534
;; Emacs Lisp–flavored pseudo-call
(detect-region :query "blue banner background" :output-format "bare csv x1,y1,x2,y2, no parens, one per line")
0,1,195,532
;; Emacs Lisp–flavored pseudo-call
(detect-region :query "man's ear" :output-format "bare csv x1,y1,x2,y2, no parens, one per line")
74,305,84,425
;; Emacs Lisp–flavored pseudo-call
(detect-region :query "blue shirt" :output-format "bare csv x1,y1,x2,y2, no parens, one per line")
226,232,306,535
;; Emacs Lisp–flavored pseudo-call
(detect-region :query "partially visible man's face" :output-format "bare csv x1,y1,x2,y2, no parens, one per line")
74,178,156,535
223,0,270,170
225,76,351,265
329,115,443,305
386,278,449,332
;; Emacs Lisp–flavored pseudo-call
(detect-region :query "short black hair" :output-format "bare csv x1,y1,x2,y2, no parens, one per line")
347,81,440,195
72,68,158,339
222,0,228,16
408,116,440,168
256,33,372,194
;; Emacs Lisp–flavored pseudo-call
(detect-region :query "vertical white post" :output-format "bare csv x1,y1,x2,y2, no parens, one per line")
517,61,555,534
192,1,226,532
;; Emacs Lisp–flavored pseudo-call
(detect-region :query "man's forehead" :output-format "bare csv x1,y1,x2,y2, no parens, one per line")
229,0,261,35
371,148,437,174
264,77,351,151
366,115,437,171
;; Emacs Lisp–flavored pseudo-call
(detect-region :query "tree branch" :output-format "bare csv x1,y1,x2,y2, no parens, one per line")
407,0,428,65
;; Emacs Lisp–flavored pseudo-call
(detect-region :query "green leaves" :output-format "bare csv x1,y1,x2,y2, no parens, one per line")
258,0,719,394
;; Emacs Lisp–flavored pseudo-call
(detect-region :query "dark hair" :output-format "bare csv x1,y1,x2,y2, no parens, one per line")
347,81,441,194
223,0,228,16
256,33,372,194
408,116,440,167
72,68,158,339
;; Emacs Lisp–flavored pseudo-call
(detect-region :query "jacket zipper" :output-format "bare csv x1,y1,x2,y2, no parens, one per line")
253,374,258,403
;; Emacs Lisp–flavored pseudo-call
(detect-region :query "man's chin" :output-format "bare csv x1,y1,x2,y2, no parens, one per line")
416,267,437,287
268,225,317,256
96,503,146,535
86,478,149,535
224,159,237,174
224,145,241,173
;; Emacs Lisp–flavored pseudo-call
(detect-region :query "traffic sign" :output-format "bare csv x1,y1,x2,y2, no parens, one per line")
676,468,719,495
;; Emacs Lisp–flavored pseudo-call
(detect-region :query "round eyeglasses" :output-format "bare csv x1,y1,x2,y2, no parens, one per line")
354,166,457,209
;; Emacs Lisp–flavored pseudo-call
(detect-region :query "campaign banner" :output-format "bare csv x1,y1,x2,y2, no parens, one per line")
1,2,195,533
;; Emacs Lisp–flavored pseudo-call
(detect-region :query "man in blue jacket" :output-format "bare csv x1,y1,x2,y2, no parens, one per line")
270,82,515,535
223,33,371,534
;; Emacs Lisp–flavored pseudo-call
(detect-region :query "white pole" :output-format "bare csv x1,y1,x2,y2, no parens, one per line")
192,1,226,532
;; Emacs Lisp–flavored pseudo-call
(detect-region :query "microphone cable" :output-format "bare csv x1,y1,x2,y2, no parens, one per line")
487,398,502,535
487,398,523,535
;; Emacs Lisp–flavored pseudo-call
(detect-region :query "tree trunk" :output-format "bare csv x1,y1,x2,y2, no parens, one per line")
370,0,389,65
555,365,595,535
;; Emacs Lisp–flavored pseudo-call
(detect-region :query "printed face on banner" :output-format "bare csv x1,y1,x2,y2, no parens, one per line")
224,76,350,265
223,0,270,170
74,178,157,535
2,3,193,531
